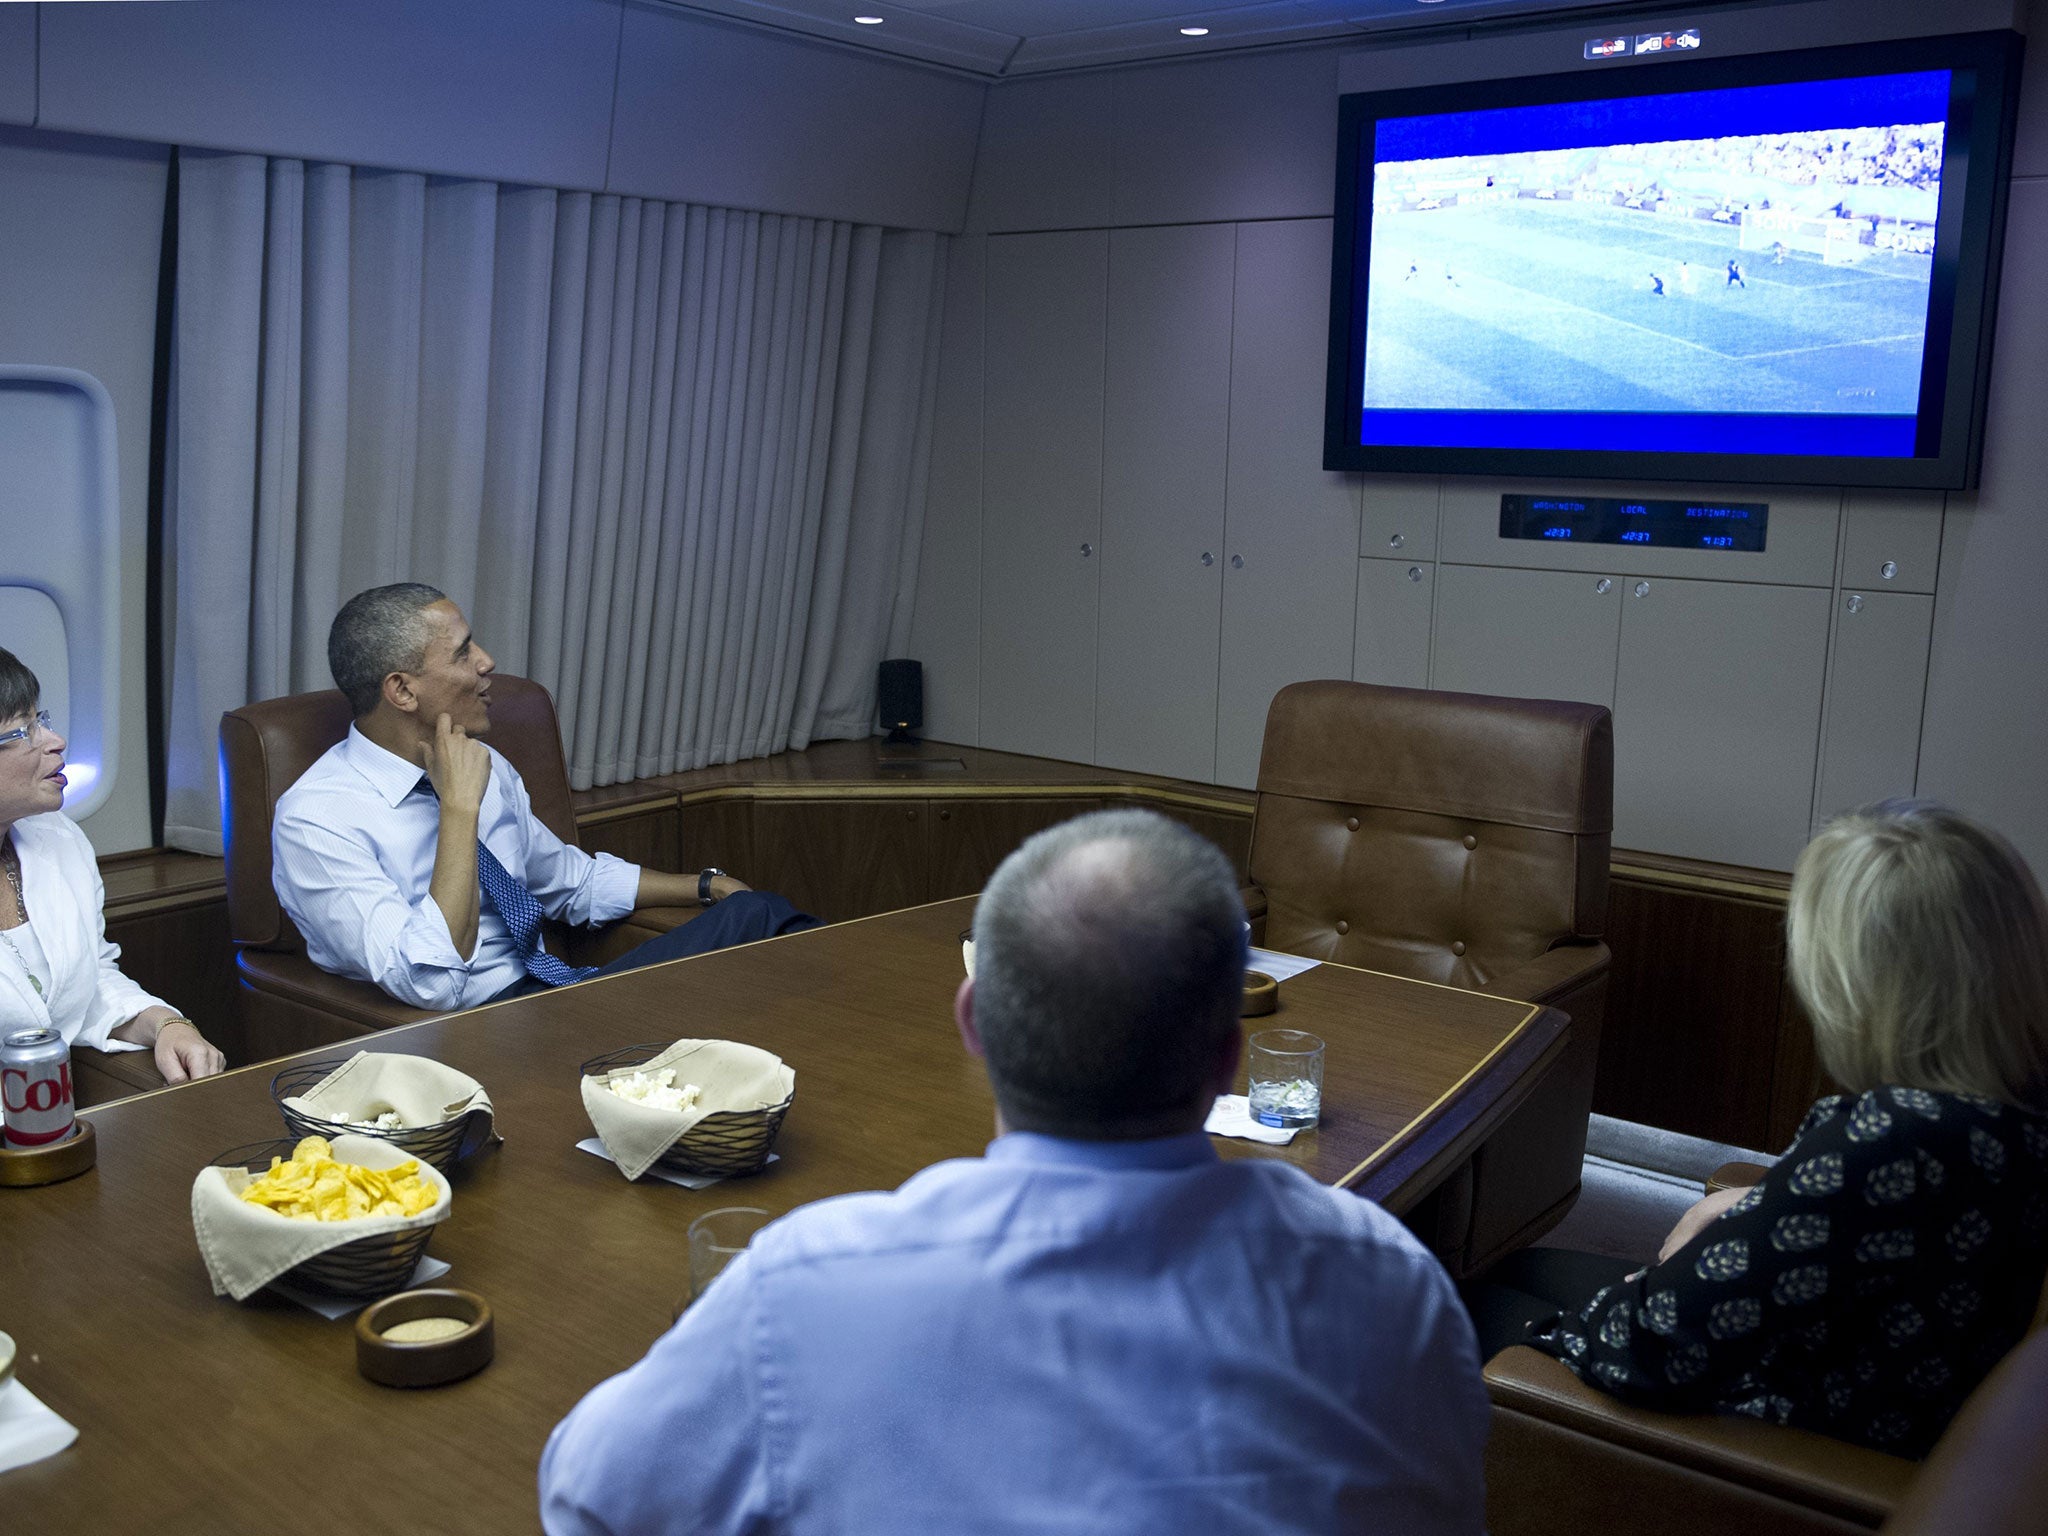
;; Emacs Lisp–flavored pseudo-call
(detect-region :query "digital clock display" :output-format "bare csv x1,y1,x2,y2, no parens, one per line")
1499,494,1767,551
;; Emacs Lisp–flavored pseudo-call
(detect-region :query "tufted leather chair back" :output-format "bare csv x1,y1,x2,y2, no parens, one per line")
219,675,582,953
1249,680,1612,989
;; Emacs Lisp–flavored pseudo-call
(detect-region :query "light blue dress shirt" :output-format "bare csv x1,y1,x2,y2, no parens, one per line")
540,1130,1489,1535
272,726,640,1009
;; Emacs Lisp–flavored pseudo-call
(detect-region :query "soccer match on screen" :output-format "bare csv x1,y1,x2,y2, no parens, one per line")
1361,82,1945,430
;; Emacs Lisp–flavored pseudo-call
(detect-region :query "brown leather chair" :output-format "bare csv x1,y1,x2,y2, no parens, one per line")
1245,679,1612,1276
1484,1344,1918,1536
221,675,694,1063
1482,1167,2048,1536
1881,1329,2048,1536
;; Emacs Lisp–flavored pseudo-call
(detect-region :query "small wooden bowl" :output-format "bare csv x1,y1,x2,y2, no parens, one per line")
356,1288,494,1388
0,1119,97,1187
1241,970,1279,1017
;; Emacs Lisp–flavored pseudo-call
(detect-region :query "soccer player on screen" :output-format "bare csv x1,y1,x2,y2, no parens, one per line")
1649,272,1668,297
1726,259,1748,289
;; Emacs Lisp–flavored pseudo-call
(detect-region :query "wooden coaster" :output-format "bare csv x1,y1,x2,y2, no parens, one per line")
1241,970,1279,1017
0,1119,97,1187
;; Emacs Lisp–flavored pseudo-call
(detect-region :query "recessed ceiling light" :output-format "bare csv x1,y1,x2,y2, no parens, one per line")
854,14,884,23
1180,26,1210,36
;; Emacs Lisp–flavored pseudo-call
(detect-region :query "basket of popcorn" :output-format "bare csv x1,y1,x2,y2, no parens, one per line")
272,1052,495,1172
192,1135,451,1302
579,1041,795,1182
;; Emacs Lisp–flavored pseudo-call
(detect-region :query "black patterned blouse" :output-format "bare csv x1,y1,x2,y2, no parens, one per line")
1528,1087,2048,1457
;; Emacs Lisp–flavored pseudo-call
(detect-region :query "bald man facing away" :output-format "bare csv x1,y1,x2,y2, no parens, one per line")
539,808,1488,1535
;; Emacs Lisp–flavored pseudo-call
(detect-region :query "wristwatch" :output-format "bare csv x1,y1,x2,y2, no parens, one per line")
698,868,727,906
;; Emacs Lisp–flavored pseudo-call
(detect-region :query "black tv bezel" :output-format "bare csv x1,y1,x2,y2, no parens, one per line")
1322,30,2024,490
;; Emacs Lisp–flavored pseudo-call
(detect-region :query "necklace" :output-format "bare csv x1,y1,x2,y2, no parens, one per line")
0,836,40,997
2,836,26,921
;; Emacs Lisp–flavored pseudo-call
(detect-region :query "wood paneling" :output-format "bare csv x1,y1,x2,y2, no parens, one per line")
575,803,679,870
928,796,1107,901
1769,981,1832,1151
676,797,756,883
105,895,242,1064
1140,800,1253,881
752,800,931,923
1598,873,1793,1149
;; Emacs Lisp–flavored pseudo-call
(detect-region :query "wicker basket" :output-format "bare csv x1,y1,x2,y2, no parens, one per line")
212,1139,440,1300
580,1043,792,1179
270,1060,486,1172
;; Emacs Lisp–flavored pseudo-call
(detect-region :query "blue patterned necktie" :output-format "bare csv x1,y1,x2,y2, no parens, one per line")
418,776,597,987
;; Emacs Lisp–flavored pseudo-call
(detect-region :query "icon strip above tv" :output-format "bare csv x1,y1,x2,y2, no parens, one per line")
1499,494,1768,551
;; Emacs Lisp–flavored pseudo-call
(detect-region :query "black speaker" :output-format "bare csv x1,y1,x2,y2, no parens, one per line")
877,659,923,744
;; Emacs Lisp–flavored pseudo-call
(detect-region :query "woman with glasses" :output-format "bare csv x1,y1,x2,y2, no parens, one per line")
0,647,224,1087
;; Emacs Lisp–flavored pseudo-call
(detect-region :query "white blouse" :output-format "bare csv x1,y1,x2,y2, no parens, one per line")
0,916,51,999
0,812,166,1052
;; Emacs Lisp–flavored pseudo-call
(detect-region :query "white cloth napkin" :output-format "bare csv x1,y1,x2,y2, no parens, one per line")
1247,947,1323,983
576,1137,779,1189
580,1040,795,1182
0,1378,78,1475
281,1051,493,1151
190,1133,453,1302
1206,1094,1302,1145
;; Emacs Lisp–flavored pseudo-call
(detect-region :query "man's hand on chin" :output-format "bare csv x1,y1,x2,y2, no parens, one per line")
420,712,491,813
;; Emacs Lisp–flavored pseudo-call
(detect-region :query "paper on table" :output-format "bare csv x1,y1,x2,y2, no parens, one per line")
0,1378,78,1476
1206,1094,1301,1145
1248,947,1323,983
268,1255,452,1321
576,1137,779,1190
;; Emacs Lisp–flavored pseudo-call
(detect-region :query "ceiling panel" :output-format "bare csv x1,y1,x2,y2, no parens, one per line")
643,0,1722,78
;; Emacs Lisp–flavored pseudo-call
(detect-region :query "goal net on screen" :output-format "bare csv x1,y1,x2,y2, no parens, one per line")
1739,210,1872,265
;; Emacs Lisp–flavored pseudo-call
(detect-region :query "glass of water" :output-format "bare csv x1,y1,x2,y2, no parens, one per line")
678,1206,771,1319
1248,1029,1325,1129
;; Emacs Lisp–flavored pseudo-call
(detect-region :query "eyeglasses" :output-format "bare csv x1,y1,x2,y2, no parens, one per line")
0,710,54,750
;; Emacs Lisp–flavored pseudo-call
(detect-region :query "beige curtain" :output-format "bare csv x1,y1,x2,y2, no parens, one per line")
165,150,943,853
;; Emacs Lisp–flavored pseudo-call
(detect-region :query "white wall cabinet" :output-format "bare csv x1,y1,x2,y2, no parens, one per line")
979,231,1107,765
1432,565,1621,709
1095,223,1234,782
1613,577,1831,870
1814,588,1934,824
1353,558,1433,691
1214,219,1362,788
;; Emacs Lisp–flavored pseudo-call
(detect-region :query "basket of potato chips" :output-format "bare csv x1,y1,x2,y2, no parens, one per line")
193,1135,451,1302
580,1041,794,1182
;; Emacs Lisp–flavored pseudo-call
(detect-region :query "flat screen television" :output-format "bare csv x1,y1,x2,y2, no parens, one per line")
1323,31,2024,489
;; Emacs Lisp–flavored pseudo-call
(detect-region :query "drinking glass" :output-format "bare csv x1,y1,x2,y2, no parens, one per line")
1247,1029,1325,1128
678,1206,771,1318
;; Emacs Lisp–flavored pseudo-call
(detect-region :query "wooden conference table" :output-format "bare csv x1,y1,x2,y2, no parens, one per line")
1,896,1565,1533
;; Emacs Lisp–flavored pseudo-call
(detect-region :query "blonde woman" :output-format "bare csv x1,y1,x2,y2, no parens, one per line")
0,648,225,1088
1480,800,2048,1458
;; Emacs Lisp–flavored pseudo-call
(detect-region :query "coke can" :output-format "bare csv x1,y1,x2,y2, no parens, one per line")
2,1026,75,1147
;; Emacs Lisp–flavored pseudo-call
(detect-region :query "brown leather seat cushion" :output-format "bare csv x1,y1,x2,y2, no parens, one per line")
1485,1345,1915,1534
